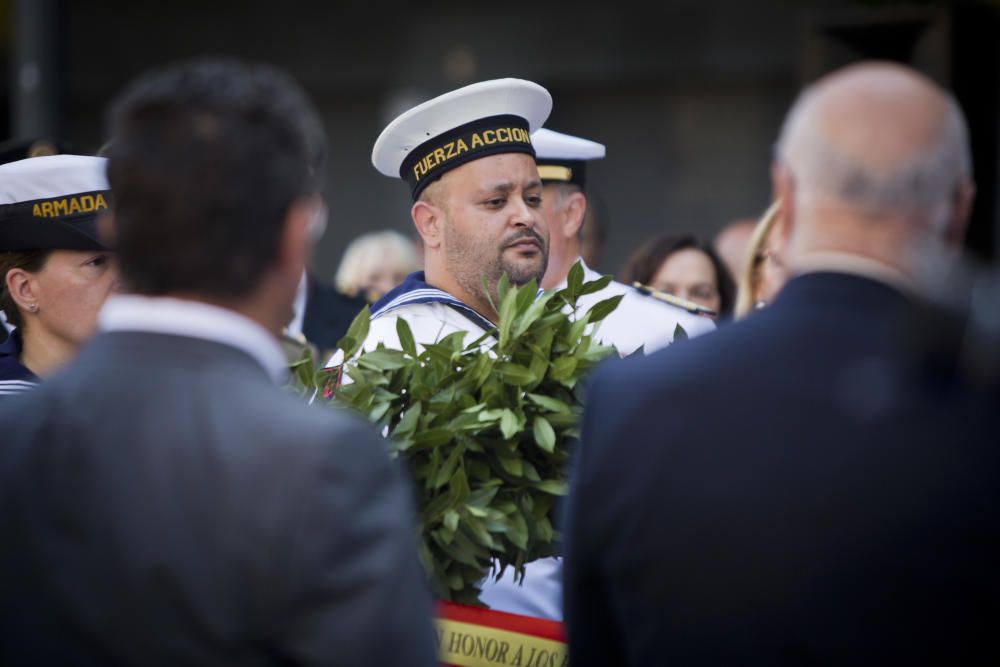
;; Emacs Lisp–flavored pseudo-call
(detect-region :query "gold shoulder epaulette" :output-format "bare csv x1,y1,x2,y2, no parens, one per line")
631,282,717,317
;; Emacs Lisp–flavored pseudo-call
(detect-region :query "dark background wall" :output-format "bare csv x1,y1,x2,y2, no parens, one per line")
3,0,998,280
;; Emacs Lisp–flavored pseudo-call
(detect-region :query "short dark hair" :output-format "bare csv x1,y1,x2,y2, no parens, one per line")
0,250,52,330
620,234,735,319
106,59,326,298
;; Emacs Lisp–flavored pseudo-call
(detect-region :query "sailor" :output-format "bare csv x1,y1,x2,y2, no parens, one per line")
349,78,552,353
0,155,118,397
533,128,715,355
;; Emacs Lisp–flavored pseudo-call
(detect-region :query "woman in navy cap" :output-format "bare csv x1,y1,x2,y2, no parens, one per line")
0,154,118,397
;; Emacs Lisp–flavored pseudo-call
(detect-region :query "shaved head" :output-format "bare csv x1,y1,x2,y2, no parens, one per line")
776,62,971,228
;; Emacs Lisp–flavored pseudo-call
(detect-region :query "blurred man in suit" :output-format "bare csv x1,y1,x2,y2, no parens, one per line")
0,60,437,666
565,61,999,665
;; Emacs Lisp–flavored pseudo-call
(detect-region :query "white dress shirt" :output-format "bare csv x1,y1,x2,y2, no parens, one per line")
99,295,288,384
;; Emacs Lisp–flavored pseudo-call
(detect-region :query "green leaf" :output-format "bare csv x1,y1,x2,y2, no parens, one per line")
673,322,688,342
506,511,529,550
396,317,417,356
514,277,537,315
496,454,523,477
585,294,625,324
567,260,584,299
567,312,591,343
497,281,520,349
535,480,567,495
411,428,454,448
478,408,505,422
335,305,371,359
357,349,409,372
433,444,465,488
532,416,556,453
578,273,613,295
496,362,537,386
495,272,510,309
500,408,520,440
392,401,422,439
511,303,546,341
449,466,471,506
551,356,578,382
369,401,392,422
526,393,572,414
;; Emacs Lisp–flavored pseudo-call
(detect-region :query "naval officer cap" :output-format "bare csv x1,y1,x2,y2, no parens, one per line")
372,78,552,200
0,154,111,252
531,128,605,190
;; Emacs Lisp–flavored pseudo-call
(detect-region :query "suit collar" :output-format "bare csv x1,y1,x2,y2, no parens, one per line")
774,271,913,315
792,251,914,295
99,295,288,384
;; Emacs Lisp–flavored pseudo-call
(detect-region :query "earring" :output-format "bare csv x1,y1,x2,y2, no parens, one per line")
27,303,38,313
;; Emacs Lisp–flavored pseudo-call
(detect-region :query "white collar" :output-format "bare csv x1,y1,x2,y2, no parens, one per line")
98,295,288,384
791,251,914,295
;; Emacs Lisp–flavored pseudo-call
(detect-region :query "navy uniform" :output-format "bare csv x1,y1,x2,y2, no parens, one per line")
327,78,552,363
0,154,112,397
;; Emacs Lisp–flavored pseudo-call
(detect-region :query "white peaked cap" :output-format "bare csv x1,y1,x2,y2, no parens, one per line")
372,78,552,198
531,128,606,161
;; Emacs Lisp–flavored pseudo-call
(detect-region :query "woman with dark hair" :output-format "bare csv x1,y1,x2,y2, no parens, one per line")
0,155,118,397
620,234,735,320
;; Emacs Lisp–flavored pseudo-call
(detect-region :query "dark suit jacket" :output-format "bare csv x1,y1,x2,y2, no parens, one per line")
0,331,437,666
565,272,1000,666
302,277,368,353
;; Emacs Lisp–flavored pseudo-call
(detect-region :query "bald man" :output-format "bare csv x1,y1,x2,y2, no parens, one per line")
565,62,999,665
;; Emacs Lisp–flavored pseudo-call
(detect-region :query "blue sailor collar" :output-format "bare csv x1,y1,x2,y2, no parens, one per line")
0,328,40,383
370,271,497,333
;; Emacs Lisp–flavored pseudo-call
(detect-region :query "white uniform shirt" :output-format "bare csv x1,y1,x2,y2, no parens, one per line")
571,260,714,355
361,301,491,353
324,274,494,369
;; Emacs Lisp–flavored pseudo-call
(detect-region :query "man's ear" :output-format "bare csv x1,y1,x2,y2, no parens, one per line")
563,191,587,239
412,200,443,249
771,161,795,246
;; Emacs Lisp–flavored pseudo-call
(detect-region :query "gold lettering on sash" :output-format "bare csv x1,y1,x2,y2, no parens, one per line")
471,133,484,148
483,129,497,144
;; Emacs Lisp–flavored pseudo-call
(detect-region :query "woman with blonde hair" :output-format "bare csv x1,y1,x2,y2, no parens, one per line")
334,230,420,303
734,201,788,318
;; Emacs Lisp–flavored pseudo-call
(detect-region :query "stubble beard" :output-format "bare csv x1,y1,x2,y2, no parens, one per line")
444,216,548,312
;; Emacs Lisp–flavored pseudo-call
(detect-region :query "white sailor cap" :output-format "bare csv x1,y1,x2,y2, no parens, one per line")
0,154,111,251
531,128,605,189
372,78,552,199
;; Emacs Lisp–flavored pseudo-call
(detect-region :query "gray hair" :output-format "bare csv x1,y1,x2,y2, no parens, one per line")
775,83,972,230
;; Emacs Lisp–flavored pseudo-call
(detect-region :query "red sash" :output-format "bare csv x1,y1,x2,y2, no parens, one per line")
437,602,567,667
